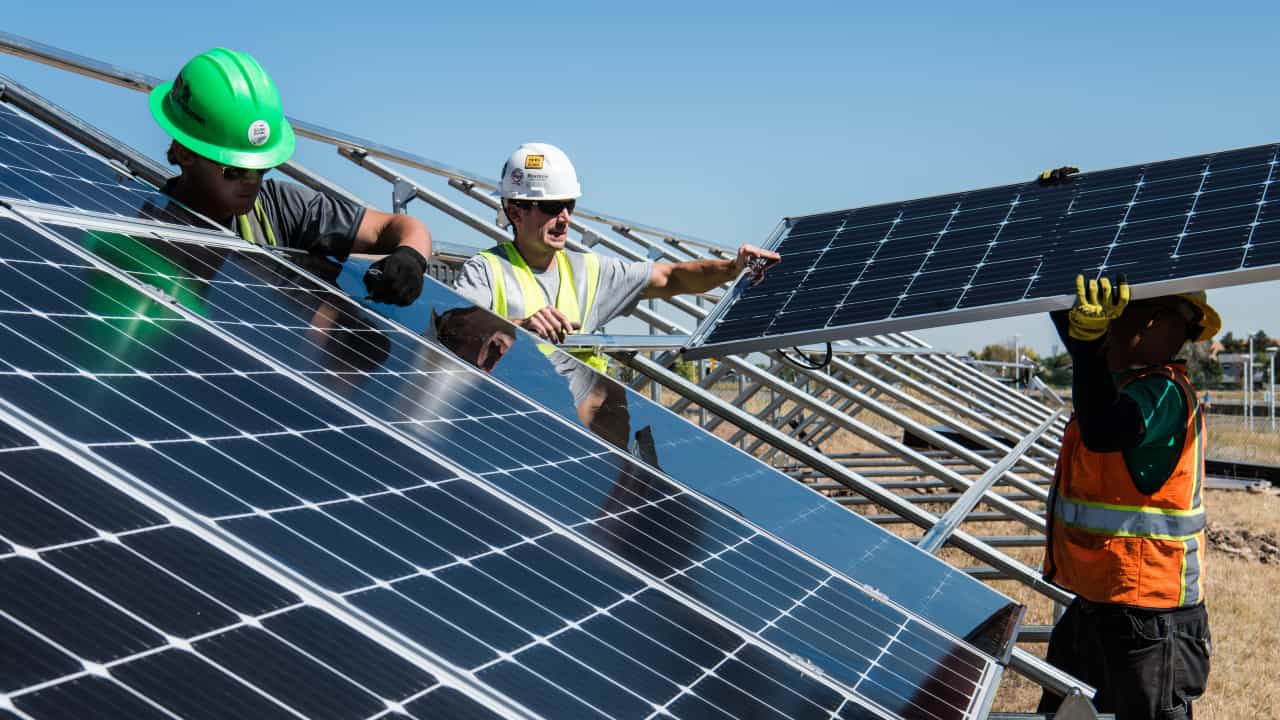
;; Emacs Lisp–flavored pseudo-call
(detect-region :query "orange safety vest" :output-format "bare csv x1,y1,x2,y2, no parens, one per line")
1044,362,1206,609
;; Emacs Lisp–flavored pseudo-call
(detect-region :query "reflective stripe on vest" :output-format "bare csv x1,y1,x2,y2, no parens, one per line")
478,244,607,372
235,198,277,247
1044,362,1206,608
1052,493,1206,540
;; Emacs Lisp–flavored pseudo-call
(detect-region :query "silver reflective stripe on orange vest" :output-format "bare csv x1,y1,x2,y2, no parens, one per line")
1053,494,1206,540
1182,534,1202,606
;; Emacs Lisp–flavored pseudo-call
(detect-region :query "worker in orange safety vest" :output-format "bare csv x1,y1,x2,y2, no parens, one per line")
1040,273,1218,720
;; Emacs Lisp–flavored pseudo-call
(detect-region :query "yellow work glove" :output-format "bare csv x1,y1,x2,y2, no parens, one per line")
1067,273,1129,341
1038,166,1080,186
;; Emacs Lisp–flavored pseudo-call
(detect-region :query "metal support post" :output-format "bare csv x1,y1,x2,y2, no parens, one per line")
1269,347,1277,432
391,177,417,214
790,360,1050,506
1247,335,1253,429
830,356,1057,484
616,352,1071,602
727,356,1047,531
858,353,1060,467
918,409,1062,554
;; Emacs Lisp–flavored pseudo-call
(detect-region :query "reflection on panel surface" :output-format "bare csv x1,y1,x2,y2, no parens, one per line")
0,215,1003,718
337,257,1022,660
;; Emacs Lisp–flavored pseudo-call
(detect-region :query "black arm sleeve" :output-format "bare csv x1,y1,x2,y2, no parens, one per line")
1056,310,1147,451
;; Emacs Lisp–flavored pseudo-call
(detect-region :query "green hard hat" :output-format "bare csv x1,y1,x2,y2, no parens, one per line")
149,48,295,169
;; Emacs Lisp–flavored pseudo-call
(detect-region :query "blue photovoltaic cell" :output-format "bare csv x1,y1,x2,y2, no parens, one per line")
0,216,952,719
0,423,499,720
692,143,1280,356
32,221,1000,719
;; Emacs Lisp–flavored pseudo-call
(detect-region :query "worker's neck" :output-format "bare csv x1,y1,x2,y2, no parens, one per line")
512,235,557,272
168,175,234,226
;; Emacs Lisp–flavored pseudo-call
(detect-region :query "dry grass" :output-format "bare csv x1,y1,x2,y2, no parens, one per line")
1207,415,1280,464
653,378,1280,717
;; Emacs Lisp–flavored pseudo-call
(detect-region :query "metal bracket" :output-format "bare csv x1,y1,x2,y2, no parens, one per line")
392,177,416,214
104,157,132,177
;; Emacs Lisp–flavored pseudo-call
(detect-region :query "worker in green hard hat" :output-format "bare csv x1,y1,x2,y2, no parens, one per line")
150,48,432,306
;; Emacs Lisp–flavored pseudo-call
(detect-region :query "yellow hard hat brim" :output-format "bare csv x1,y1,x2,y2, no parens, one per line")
1179,293,1221,342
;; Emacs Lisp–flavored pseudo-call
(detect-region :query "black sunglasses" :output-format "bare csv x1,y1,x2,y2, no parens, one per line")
219,164,272,182
513,198,576,216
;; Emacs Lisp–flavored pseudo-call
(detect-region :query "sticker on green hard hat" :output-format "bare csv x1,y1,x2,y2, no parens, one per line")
247,120,270,147
149,48,295,169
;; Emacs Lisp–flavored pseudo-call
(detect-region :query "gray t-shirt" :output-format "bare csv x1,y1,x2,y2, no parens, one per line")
452,247,654,333
165,178,366,259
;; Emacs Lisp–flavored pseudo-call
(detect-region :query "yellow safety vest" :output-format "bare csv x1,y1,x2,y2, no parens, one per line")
479,243,608,373
235,198,277,247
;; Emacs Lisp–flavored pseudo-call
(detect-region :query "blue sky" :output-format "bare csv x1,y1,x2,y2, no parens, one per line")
3,1,1279,355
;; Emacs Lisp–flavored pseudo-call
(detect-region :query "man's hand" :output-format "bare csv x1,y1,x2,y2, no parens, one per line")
1067,273,1129,341
364,246,428,306
517,306,579,343
733,245,781,286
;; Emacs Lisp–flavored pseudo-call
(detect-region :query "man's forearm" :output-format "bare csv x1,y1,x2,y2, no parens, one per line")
382,214,432,257
653,258,737,297
355,211,433,257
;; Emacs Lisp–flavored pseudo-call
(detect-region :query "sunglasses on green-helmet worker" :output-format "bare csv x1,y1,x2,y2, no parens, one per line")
218,163,273,182
512,198,576,216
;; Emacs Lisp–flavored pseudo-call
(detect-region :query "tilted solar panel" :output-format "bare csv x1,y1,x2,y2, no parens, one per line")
335,258,1023,661
0,211,999,719
0,418,507,719
685,143,1280,358
0,103,205,229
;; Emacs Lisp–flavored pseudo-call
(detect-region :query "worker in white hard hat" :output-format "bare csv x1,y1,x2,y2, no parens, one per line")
450,142,778,449
453,142,780,361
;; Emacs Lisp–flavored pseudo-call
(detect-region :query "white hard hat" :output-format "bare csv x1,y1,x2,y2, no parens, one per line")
499,142,581,201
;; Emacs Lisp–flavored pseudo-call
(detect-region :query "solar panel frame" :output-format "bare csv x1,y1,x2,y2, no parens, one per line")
0,208,1001,719
684,142,1280,359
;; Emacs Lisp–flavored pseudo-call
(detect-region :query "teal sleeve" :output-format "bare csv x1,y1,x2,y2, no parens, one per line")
1120,376,1188,494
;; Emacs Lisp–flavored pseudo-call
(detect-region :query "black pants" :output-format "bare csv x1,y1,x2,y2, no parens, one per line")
1038,599,1211,720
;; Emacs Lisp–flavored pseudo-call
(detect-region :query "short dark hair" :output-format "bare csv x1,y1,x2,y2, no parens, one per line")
166,140,183,165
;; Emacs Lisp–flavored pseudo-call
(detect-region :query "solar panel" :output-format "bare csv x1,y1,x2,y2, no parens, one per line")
0,417,507,720
336,258,1024,660
0,212,1000,718
0,102,205,228
685,143,1280,358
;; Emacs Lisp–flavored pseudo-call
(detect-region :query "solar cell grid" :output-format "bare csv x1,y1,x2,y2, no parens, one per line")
0,104,205,228
0,425,500,720
6,215,1002,718
0,214,979,719
688,142,1280,358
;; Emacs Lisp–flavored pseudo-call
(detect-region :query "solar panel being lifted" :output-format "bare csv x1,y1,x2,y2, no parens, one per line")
685,143,1280,359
